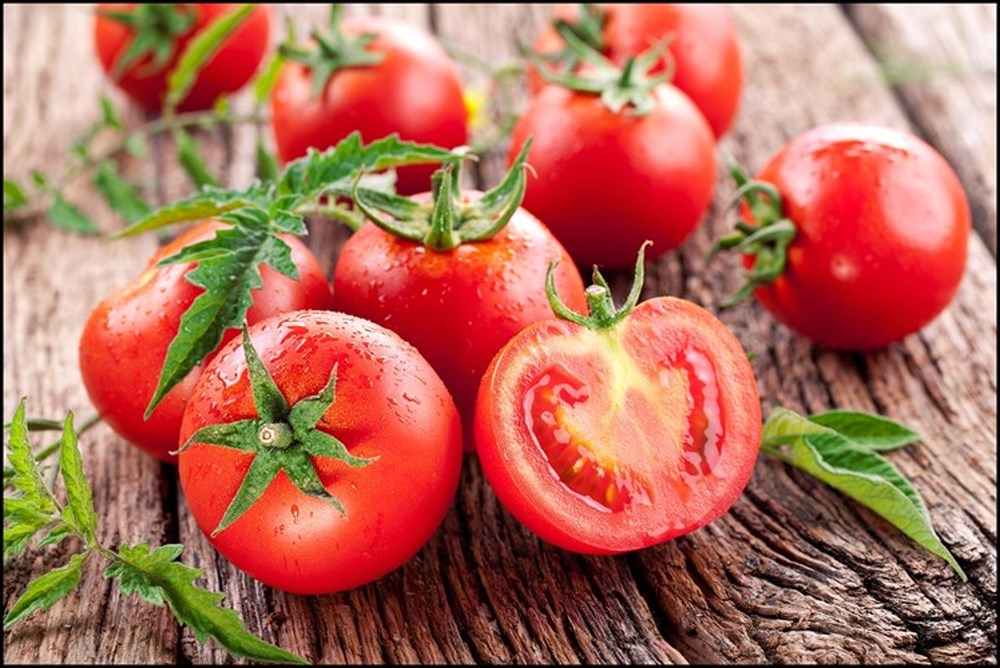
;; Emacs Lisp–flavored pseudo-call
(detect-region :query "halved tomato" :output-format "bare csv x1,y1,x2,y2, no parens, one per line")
474,253,761,553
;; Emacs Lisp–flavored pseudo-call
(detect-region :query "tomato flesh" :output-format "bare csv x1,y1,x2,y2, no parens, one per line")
475,298,761,554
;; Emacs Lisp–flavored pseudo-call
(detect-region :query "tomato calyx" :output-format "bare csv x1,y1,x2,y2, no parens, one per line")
278,4,385,99
709,161,798,307
100,3,198,80
530,4,608,76
528,20,672,116
351,140,531,251
174,326,376,537
547,241,650,330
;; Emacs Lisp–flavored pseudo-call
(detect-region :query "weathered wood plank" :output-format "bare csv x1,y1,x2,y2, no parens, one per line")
3,3,996,665
844,3,997,255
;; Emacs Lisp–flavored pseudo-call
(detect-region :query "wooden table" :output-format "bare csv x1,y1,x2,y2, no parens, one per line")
4,4,996,664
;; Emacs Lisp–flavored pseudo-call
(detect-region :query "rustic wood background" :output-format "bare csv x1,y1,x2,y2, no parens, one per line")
3,3,996,664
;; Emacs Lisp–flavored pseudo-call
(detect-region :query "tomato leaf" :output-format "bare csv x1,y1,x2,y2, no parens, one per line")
115,185,269,238
3,553,87,629
808,410,921,451
4,400,59,519
93,161,153,223
255,138,280,183
48,194,99,235
174,128,220,189
251,51,285,106
166,4,255,112
57,413,98,543
107,543,308,664
761,407,966,580
124,132,149,159
144,216,297,416
4,177,29,213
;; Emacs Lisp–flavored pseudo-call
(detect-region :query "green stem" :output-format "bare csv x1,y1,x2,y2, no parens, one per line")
3,414,102,488
294,201,365,232
5,110,268,223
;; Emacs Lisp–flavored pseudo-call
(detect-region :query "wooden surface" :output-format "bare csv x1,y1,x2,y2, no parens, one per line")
3,3,996,665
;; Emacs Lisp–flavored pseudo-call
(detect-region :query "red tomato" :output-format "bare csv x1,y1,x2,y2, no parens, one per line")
79,221,332,463
508,83,716,268
737,123,970,350
178,310,462,594
333,203,587,451
530,3,743,138
475,296,761,553
270,16,468,195
94,4,271,113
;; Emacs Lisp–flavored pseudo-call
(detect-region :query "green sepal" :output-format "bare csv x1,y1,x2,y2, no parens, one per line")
351,142,529,251
546,241,651,330
278,4,384,99
100,4,197,80
711,158,798,307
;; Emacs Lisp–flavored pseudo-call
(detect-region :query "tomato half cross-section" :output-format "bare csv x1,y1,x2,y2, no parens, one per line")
712,123,971,350
94,3,271,113
78,221,332,463
177,311,463,594
475,245,762,554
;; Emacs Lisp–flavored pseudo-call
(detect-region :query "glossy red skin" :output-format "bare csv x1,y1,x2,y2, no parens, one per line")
179,310,462,594
270,16,468,196
333,205,588,451
509,84,716,268
474,297,762,554
746,123,970,350
530,3,742,138
94,4,271,113
79,221,332,463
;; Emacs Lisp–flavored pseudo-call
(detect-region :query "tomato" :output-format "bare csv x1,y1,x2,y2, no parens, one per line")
79,221,332,463
722,123,970,350
94,4,271,113
508,82,716,268
333,194,587,452
270,15,468,196
178,310,462,594
474,254,761,553
530,3,743,138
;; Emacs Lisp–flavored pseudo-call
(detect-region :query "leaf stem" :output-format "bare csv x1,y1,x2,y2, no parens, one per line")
5,110,268,223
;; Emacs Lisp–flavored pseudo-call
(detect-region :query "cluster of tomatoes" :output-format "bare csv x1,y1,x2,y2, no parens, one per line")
81,4,970,595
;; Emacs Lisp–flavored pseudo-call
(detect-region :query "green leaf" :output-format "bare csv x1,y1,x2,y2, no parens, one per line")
252,51,285,106
5,400,58,517
108,543,307,664
100,94,124,130
166,4,255,111
278,132,456,200
255,138,280,182
115,186,268,238
3,553,87,629
30,170,49,188
175,128,220,189
48,194,99,235
4,177,29,212
93,161,153,223
809,410,921,451
58,413,98,542
145,221,297,415
761,408,966,580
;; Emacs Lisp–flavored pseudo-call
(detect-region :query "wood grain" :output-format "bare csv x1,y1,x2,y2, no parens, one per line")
3,4,996,665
